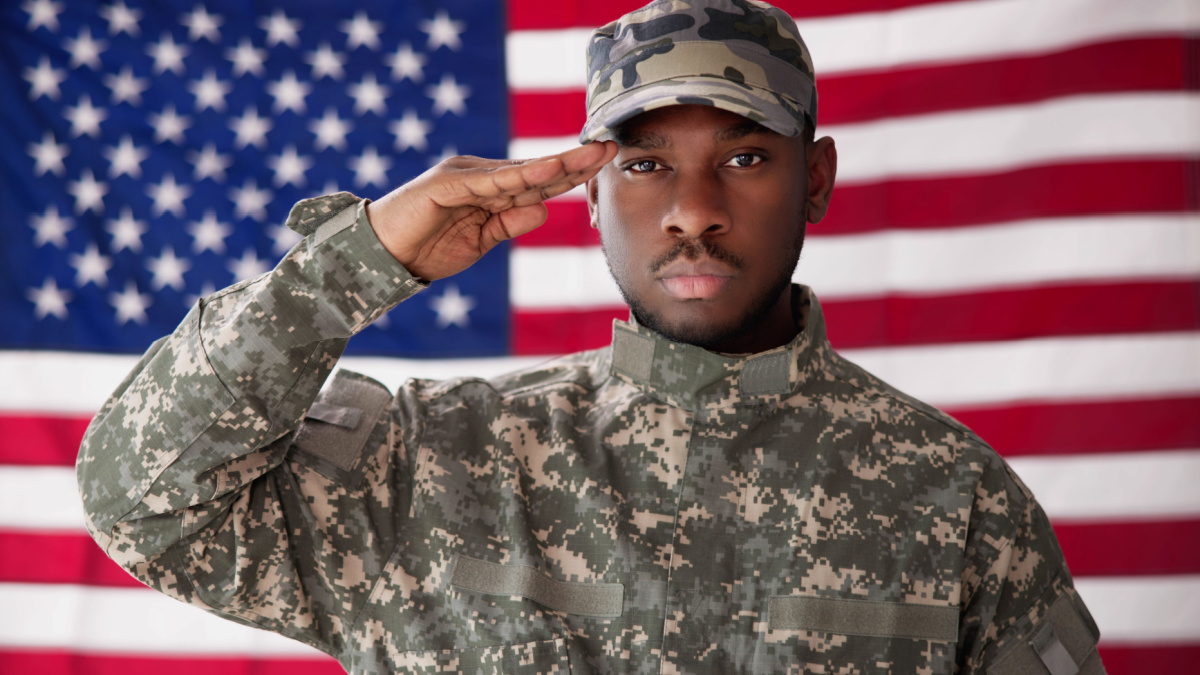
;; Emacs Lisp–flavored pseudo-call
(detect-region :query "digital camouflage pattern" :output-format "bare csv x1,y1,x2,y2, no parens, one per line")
78,194,1105,674
580,0,817,143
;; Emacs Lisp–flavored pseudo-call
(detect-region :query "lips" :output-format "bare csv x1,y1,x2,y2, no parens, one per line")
656,259,736,300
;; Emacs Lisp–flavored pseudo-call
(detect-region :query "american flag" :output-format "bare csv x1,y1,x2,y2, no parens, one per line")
1,0,1197,672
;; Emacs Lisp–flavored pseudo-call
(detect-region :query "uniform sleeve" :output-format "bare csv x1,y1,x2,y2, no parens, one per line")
957,458,1106,674
75,193,427,656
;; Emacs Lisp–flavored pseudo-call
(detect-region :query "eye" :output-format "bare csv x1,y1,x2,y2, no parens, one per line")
624,159,661,173
725,153,762,168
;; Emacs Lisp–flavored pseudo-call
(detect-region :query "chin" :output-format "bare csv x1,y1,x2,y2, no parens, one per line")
630,304,747,350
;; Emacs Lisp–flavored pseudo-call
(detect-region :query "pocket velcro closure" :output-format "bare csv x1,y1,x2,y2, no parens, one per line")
768,595,959,641
451,555,624,618
293,370,392,478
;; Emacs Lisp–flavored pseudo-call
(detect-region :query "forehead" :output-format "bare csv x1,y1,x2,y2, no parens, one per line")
612,104,779,148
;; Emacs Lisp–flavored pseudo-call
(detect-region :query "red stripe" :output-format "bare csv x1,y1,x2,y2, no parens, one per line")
1098,645,1200,675
512,281,1200,354
1056,519,1200,577
0,531,142,588
0,414,91,466
509,38,1194,137
0,645,1191,675
506,0,965,31
946,396,1200,457
519,160,1197,245
0,650,343,675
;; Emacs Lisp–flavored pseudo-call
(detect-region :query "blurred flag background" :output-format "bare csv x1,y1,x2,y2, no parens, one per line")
1,0,1197,672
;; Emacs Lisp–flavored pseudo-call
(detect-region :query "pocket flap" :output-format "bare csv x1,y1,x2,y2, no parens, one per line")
768,595,958,641
451,555,624,618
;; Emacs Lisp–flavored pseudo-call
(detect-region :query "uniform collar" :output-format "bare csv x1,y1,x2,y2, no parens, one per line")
608,285,831,410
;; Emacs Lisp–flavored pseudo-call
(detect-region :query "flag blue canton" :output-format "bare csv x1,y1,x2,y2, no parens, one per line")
0,0,510,357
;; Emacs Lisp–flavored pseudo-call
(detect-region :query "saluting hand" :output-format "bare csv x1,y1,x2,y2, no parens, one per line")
365,141,617,281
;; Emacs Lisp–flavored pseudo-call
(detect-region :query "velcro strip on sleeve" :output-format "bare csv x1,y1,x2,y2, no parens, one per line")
768,596,959,641
986,593,1105,675
294,370,392,473
451,555,624,618
305,402,363,429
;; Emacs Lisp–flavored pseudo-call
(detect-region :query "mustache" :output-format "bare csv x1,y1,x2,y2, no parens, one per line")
649,238,744,275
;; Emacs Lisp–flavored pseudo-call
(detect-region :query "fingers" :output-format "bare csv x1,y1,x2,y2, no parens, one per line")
437,141,616,209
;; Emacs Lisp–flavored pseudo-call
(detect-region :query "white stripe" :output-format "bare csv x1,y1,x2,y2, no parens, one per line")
511,215,1200,306
0,351,544,415
13,451,1200,532
0,582,329,656
0,575,1194,652
1075,575,1200,643
506,0,1200,90
843,332,1200,407
509,93,1200,183
1009,451,1200,522
2,331,1198,416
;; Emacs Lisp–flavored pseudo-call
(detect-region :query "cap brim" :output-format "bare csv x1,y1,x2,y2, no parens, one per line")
579,76,806,144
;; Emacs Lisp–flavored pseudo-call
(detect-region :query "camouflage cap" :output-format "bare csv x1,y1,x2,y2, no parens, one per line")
580,0,818,143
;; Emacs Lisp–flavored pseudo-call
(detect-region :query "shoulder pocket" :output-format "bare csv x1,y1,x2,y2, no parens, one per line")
292,369,392,485
768,595,958,641
987,594,1106,675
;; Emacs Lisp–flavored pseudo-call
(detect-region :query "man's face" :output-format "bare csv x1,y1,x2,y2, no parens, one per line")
588,105,826,353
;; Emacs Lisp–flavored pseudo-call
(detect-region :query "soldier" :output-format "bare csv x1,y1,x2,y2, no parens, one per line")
77,0,1105,673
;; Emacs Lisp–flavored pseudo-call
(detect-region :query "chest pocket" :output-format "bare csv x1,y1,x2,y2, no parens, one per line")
291,369,392,485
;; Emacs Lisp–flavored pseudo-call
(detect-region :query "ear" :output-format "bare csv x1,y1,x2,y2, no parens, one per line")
586,174,601,229
805,136,837,224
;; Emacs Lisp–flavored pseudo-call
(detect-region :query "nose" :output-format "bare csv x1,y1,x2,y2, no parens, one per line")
661,170,731,238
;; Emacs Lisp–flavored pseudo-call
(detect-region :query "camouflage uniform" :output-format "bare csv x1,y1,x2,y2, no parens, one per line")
78,194,1104,674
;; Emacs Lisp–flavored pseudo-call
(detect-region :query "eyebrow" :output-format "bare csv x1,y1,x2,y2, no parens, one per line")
613,117,773,149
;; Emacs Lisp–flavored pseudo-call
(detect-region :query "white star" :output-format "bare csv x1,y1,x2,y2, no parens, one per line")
67,168,107,214
105,65,147,106
305,42,345,80
309,108,349,151
147,33,188,75
188,143,231,182
29,131,67,176
31,205,72,247
386,42,425,82
99,1,141,36
104,135,148,179
189,70,232,112
110,280,150,324
24,0,63,32
149,104,191,144
230,179,271,220
226,37,265,77
429,284,475,328
147,173,191,217
69,243,112,287
28,278,71,320
350,146,391,187
426,74,470,116
64,96,107,138
108,207,146,252
340,11,382,50
228,248,271,280
389,109,432,152
260,9,300,48
348,73,389,116
267,70,310,114
148,247,191,290
230,107,271,149
429,145,458,167
64,27,107,69
182,5,222,42
189,211,231,253
420,11,465,51
24,56,65,100
267,222,303,255
267,145,313,187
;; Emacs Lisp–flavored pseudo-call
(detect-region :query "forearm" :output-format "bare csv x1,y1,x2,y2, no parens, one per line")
76,194,424,556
